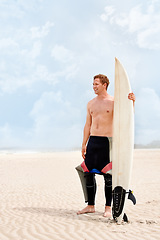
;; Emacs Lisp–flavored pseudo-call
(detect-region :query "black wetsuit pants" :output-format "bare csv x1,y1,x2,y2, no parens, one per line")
85,172,112,206
84,136,112,206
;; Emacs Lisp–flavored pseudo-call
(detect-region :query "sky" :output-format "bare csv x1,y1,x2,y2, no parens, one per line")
0,0,160,150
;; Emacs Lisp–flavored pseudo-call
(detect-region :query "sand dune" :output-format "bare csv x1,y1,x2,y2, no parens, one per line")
0,149,159,240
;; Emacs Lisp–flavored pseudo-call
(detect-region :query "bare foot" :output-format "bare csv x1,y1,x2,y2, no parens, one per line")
103,206,112,217
77,205,95,215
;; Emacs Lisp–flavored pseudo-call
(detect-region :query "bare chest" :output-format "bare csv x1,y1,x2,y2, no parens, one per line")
90,100,113,117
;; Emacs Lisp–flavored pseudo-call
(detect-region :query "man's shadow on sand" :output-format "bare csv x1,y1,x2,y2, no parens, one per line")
13,207,113,223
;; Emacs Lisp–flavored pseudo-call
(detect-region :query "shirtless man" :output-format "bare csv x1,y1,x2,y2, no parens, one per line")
77,74,135,217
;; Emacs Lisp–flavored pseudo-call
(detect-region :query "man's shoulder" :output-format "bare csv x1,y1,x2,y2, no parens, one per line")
88,97,97,104
107,95,114,101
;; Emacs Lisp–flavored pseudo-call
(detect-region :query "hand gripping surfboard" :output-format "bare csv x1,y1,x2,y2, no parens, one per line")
112,57,136,223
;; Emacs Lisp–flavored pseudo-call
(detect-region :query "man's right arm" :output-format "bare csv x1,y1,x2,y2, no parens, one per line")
82,102,92,159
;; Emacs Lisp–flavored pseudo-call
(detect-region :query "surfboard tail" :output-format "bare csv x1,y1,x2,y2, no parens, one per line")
112,186,126,221
112,186,136,223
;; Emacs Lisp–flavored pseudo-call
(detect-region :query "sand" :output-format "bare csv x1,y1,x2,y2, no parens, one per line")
0,149,160,240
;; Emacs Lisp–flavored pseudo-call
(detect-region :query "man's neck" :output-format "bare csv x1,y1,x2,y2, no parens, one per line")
97,91,109,99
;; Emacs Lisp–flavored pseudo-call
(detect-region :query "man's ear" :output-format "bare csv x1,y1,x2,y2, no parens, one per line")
103,83,107,89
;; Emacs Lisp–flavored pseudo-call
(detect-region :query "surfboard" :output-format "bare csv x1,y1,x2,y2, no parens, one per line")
112,57,135,223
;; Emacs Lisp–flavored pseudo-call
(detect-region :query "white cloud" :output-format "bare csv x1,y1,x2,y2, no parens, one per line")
0,58,78,94
0,0,45,20
29,41,42,58
32,65,59,85
51,44,74,63
100,6,115,22
0,20,78,94
0,74,38,94
114,5,151,32
30,91,63,117
30,21,54,39
0,1,24,19
0,38,19,50
101,2,160,49
30,91,80,123
0,63,58,94
50,44,79,80
29,91,82,149
64,63,79,80
0,20,56,93
137,27,160,49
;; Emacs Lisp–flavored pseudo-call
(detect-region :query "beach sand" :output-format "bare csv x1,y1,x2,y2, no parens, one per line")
0,149,159,240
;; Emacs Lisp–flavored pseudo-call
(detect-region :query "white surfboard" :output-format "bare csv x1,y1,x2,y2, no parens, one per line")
112,57,135,223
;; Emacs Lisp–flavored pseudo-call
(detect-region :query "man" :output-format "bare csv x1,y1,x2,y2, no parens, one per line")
77,74,135,217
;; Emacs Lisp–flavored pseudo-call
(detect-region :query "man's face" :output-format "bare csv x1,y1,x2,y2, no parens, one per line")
93,78,105,95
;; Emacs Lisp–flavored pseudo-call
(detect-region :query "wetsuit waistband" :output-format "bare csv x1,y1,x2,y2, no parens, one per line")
89,136,112,143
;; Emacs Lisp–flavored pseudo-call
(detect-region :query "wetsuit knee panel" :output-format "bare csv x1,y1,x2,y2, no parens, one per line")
104,174,112,187
85,173,96,186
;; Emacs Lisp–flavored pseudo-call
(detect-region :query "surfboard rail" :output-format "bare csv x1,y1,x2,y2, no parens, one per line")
112,57,135,223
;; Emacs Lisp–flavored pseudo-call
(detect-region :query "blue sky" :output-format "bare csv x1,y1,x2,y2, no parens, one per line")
0,0,160,150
